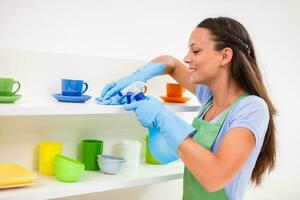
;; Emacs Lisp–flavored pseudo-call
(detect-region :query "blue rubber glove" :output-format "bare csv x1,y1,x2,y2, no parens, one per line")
95,94,127,105
148,127,179,164
124,96,195,163
100,63,165,102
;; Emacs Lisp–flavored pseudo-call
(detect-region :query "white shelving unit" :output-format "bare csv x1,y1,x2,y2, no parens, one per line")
0,100,199,200
0,98,200,116
0,50,201,199
0,161,184,200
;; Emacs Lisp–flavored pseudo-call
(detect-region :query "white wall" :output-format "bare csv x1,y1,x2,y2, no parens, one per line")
0,0,300,199
0,0,298,61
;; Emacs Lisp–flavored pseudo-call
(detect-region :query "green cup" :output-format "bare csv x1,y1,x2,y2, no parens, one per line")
82,139,103,171
145,135,160,164
0,77,21,96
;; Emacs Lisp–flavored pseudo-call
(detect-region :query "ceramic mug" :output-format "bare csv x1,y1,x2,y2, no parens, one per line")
61,79,88,96
166,83,185,97
0,77,21,96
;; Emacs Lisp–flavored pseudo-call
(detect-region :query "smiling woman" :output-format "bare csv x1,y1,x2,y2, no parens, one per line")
181,16,276,186
98,17,276,200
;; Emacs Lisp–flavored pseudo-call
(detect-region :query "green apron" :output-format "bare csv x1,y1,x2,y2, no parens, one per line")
183,94,247,200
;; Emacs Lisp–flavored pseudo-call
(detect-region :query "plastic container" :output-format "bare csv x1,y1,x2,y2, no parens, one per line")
82,139,103,171
145,135,160,164
54,155,84,182
118,81,147,103
38,141,62,175
97,154,125,175
54,155,84,169
118,81,147,96
0,163,37,187
119,140,141,167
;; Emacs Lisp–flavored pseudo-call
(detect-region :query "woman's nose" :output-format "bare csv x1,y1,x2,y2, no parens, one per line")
183,53,192,64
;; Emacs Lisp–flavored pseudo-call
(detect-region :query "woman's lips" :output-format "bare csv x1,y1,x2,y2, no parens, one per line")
188,67,197,74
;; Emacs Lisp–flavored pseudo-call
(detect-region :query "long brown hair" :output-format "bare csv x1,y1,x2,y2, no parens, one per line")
197,17,276,186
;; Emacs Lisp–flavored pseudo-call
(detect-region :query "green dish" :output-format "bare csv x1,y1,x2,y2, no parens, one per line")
54,155,84,169
54,155,84,182
54,167,84,182
0,95,21,103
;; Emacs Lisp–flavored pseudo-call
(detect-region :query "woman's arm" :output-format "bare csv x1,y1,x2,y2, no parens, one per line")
178,127,256,192
150,55,197,94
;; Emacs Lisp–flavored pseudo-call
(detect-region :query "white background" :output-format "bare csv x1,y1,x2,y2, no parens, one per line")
0,0,299,199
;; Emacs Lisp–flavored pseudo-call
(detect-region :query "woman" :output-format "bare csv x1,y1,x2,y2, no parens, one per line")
98,17,276,200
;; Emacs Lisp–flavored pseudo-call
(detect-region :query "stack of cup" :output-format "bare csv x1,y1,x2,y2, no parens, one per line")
118,140,141,168
82,139,103,171
38,141,62,176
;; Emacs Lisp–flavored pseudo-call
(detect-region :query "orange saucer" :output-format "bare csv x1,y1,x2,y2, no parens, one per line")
160,96,191,103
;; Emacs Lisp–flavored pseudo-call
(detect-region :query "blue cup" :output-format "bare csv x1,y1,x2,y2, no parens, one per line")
61,79,88,96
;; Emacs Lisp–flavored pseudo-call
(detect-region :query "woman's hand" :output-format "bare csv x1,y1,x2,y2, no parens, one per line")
97,63,165,104
123,96,195,152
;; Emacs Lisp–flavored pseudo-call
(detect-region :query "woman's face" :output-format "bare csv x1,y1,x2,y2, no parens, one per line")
184,28,224,85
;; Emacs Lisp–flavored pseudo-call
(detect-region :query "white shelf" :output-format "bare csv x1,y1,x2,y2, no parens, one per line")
0,161,184,200
0,98,200,116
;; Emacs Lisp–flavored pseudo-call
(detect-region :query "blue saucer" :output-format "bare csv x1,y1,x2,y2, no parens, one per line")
52,93,91,103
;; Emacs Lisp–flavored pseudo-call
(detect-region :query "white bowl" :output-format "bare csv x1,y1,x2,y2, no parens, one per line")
97,155,125,175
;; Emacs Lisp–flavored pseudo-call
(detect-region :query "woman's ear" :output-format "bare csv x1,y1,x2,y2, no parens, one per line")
220,47,233,66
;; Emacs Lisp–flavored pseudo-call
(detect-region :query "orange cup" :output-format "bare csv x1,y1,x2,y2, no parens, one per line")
166,83,185,97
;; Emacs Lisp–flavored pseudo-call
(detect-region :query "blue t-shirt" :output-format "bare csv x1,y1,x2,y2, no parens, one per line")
195,84,269,200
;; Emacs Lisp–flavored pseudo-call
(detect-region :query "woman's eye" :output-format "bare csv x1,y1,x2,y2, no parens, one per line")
192,50,200,54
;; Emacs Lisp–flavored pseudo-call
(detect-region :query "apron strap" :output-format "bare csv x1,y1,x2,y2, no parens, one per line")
196,99,214,118
209,94,249,148
196,93,248,123
192,93,249,146
214,93,248,128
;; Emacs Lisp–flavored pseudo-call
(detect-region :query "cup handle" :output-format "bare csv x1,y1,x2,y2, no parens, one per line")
12,81,21,95
82,82,88,95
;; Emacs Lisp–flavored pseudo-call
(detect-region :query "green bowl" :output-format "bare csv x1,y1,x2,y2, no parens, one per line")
54,167,84,182
54,155,84,182
54,155,84,169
